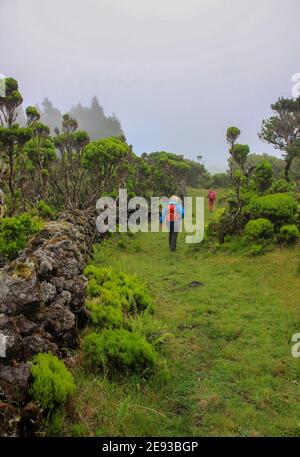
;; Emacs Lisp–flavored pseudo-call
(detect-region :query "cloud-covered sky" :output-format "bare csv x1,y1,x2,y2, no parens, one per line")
1,0,299,171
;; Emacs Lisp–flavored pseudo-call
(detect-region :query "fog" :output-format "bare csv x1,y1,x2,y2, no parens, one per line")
1,0,299,171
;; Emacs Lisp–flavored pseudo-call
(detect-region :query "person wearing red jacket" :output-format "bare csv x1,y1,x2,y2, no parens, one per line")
207,188,217,212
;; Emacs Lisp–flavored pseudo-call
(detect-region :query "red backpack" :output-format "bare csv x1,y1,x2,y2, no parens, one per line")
166,204,178,222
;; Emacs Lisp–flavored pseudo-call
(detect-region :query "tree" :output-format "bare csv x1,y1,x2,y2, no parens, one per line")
82,136,130,206
259,97,300,181
226,126,241,180
70,97,123,140
245,153,285,178
226,126,241,151
211,172,231,188
230,144,250,172
0,78,23,128
39,97,62,133
253,160,273,194
0,78,32,214
51,114,90,210
24,121,56,202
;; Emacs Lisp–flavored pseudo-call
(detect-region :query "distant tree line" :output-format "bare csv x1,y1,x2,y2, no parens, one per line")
0,78,211,216
1,77,299,220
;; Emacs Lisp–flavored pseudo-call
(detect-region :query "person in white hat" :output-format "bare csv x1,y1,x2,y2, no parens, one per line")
160,195,184,251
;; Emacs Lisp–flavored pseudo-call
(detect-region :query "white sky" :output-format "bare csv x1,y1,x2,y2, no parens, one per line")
1,0,299,171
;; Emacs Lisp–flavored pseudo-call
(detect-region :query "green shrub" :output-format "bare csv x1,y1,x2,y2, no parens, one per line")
248,244,266,257
47,412,64,436
278,224,299,244
253,160,273,193
86,299,123,328
244,218,274,240
270,179,296,194
82,329,158,374
29,353,75,410
130,314,174,350
84,266,153,326
0,213,43,260
207,208,226,237
247,193,298,224
37,200,56,219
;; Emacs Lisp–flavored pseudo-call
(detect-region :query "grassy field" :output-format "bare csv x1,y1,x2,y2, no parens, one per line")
51,189,300,437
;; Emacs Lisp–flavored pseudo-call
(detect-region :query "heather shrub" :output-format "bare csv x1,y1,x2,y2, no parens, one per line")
0,213,43,260
29,353,75,410
82,329,158,374
244,218,274,240
247,193,297,225
84,265,153,326
36,200,57,220
278,224,299,244
129,313,174,350
86,299,123,328
248,244,266,257
270,179,296,194
206,208,226,237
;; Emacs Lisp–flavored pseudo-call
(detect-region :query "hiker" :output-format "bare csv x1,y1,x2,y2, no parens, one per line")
160,195,184,252
207,188,217,212
0,189,4,219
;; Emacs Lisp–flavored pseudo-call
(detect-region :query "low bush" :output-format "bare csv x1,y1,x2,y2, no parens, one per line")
278,224,299,244
86,299,123,328
82,329,158,374
247,193,297,225
0,213,43,260
206,208,226,237
84,266,153,326
36,200,57,220
129,313,174,350
248,244,268,257
270,179,296,194
244,218,274,240
29,353,75,410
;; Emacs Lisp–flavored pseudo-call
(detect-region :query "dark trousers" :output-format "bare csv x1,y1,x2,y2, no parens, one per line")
168,221,179,251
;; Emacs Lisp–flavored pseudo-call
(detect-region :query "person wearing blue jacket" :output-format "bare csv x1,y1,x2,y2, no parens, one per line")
160,195,184,251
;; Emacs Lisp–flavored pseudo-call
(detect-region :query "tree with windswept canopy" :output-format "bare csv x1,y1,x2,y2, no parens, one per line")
24,121,56,202
82,136,131,206
226,126,241,151
0,78,34,214
230,143,250,171
259,97,300,181
51,114,90,210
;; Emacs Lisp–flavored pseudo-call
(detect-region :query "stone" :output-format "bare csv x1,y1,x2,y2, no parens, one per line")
0,208,103,436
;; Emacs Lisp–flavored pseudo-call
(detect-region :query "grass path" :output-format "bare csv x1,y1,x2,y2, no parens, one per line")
56,190,300,437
